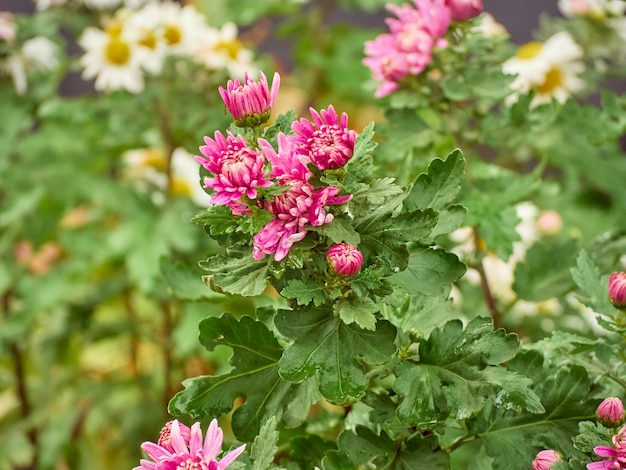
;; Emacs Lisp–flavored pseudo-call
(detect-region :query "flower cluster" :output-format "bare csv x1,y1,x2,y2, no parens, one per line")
135,419,245,470
0,11,59,94
363,0,483,97
589,425,626,469
195,71,356,262
78,1,254,92
502,31,584,107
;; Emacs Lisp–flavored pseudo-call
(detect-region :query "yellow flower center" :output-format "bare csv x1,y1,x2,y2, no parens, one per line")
171,177,192,197
105,37,131,65
535,67,563,95
516,41,543,60
105,22,123,37
216,38,243,60
142,150,166,170
163,24,182,45
139,29,157,50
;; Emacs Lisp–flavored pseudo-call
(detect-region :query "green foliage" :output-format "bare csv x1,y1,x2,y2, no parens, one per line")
393,317,542,426
169,313,319,441
275,308,397,405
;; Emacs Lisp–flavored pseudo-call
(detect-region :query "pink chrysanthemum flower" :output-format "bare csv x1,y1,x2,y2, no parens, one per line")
158,420,192,453
363,0,452,98
445,0,483,21
258,133,312,183
134,419,246,470
290,105,358,171
588,426,626,469
327,243,364,277
219,71,280,127
196,130,272,215
253,181,352,261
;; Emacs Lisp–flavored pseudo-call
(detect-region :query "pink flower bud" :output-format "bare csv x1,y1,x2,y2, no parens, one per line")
537,210,563,236
597,397,626,428
327,243,363,277
609,272,626,309
157,420,191,452
445,0,483,21
532,449,562,470
218,71,280,127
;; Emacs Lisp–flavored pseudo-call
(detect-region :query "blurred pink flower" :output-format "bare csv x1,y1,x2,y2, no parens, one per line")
597,397,626,428
134,419,245,470
532,449,561,470
609,271,626,309
445,0,483,21
291,105,358,171
196,130,272,215
327,243,363,276
363,33,412,97
219,71,280,127
363,0,452,98
253,182,351,261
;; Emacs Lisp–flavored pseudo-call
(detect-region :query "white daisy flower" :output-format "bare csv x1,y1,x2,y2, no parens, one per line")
152,2,208,58
195,22,255,77
170,147,212,207
79,21,147,93
3,36,59,94
124,2,169,74
474,12,507,38
503,31,584,107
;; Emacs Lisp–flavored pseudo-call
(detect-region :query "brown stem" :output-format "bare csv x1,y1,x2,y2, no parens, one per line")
123,289,139,378
472,227,501,329
3,293,38,469
161,301,174,410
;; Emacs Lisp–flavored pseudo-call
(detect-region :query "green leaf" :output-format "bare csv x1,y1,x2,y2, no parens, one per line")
309,214,361,245
357,210,439,271
191,204,238,234
363,177,405,205
352,121,378,162
393,317,542,426
405,149,465,211
251,416,280,470
160,258,219,300
169,314,319,441
338,426,450,469
428,204,468,240
281,279,328,307
570,249,617,318
513,238,579,301
275,308,397,405
199,253,269,296
469,354,596,470
333,297,379,330
441,75,472,101
392,247,466,296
